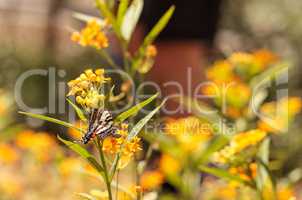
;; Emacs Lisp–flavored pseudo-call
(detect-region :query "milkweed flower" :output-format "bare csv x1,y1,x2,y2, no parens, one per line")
71,19,109,49
57,157,84,177
213,129,267,164
146,45,157,58
137,44,158,74
140,170,164,190
0,143,19,164
228,163,258,183
257,97,302,133
277,186,296,200
67,69,110,109
206,60,238,84
15,130,57,162
102,124,142,169
159,154,181,175
165,117,213,152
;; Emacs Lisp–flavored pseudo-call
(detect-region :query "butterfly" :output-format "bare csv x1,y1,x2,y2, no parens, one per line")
82,108,121,144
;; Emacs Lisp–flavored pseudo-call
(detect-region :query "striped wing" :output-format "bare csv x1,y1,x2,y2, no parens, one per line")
82,109,119,144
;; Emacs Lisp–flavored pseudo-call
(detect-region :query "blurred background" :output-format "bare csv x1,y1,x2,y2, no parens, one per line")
0,0,302,199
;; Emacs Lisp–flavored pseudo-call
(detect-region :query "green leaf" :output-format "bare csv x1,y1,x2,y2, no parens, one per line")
127,99,165,141
110,100,164,179
195,135,228,165
256,138,276,194
115,93,158,123
121,0,143,41
66,98,87,121
142,5,175,46
117,0,129,28
141,131,181,157
199,165,253,187
19,111,85,133
58,136,104,175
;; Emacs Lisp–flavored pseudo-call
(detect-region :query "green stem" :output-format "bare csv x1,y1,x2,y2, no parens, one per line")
95,139,113,200
98,50,120,69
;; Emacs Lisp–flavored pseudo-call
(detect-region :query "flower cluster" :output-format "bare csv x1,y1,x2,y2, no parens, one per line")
213,129,267,164
67,68,110,109
102,124,142,169
229,163,258,183
71,19,109,49
202,49,279,118
165,117,213,152
137,45,158,74
0,143,19,164
257,97,302,133
16,130,58,162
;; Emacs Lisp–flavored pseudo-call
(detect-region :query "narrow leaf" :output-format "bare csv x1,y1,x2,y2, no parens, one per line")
58,136,104,174
121,0,143,41
142,5,175,46
117,0,129,27
19,111,85,133
66,98,87,121
199,165,253,187
127,99,165,141
115,93,158,123
196,135,228,165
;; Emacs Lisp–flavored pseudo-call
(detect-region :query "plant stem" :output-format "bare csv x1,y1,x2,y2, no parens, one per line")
98,50,120,69
95,139,113,200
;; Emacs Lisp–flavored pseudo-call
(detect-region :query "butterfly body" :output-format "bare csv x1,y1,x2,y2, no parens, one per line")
82,109,120,144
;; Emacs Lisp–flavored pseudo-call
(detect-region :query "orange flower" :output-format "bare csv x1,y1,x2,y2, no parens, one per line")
159,154,181,175
140,170,164,190
0,143,19,164
71,19,109,49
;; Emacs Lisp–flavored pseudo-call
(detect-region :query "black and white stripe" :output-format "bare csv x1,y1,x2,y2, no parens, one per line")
82,109,120,144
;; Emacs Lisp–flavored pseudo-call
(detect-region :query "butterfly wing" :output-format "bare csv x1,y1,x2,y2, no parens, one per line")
82,109,120,144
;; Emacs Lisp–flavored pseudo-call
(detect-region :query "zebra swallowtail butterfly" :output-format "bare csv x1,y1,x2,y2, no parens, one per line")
82,108,120,144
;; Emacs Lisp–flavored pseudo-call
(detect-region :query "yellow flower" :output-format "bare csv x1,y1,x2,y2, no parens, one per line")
277,186,296,200
102,124,142,169
213,129,267,164
228,163,257,184
226,82,251,108
229,52,264,77
206,60,238,84
258,97,302,133
216,184,237,199
229,52,256,66
165,117,213,152
140,170,164,190
71,19,109,49
253,49,279,68
0,143,19,164
201,81,251,110
58,157,83,177
159,154,181,175
67,68,110,109
146,45,157,58
16,130,57,162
